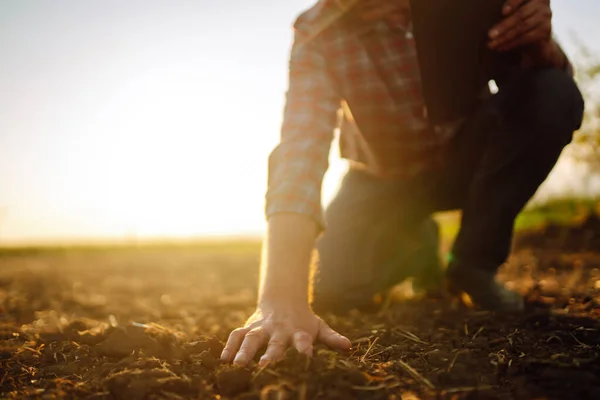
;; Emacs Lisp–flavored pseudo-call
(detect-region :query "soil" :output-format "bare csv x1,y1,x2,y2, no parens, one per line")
1,225,600,400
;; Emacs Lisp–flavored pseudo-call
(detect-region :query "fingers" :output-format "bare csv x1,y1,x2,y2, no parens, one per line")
221,328,248,363
318,323,352,351
292,330,314,356
495,18,551,52
258,332,289,367
489,0,552,51
490,1,537,41
490,13,540,51
233,327,270,366
502,0,528,15
221,312,348,368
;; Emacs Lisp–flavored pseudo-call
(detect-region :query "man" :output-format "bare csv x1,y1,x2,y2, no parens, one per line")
221,0,584,367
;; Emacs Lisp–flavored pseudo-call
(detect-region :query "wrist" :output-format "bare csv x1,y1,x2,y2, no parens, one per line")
258,266,311,302
528,39,567,69
258,290,311,311
258,258,311,305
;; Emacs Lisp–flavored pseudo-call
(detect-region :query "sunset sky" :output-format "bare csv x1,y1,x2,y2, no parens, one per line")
1,0,600,245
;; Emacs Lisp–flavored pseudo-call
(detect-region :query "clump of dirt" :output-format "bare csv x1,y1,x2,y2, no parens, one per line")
184,336,224,359
95,324,187,360
105,367,194,400
216,366,253,397
1,246,599,399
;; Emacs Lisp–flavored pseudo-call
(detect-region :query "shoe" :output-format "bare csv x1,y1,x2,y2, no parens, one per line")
446,263,525,312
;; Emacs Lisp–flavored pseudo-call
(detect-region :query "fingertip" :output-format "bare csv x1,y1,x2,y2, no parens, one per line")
489,29,500,39
503,5,512,15
340,336,352,350
332,335,351,351
220,349,231,362
258,357,271,367
305,346,314,357
293,331,312,350
297,343,313,357
233,353,248,367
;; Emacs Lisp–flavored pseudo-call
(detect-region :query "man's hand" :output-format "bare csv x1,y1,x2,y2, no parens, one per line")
221,302,351,367
488,0,552,52
220,213,351,367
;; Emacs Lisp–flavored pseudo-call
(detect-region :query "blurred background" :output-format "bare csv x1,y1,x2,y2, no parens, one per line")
1,0,599,246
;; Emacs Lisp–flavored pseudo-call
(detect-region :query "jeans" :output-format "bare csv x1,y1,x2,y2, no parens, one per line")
312,68,585,309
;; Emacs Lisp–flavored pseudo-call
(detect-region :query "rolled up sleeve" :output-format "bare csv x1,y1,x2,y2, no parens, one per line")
265,27,341,231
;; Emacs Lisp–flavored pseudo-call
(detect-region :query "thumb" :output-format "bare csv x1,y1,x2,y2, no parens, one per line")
318,323,352,351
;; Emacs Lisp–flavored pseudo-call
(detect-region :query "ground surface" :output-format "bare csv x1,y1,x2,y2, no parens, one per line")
1,225,600,400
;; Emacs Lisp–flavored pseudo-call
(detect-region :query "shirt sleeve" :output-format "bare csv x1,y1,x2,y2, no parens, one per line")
265,27,341,231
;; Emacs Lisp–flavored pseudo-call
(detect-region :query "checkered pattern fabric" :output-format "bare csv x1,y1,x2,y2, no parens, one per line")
264,1,568,230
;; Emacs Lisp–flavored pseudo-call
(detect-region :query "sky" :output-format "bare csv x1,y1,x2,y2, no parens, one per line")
1,0,600,245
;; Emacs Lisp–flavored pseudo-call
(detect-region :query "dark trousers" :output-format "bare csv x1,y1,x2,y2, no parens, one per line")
313,69,584,307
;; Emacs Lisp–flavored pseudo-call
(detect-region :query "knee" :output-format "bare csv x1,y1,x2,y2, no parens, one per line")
519,69,585,142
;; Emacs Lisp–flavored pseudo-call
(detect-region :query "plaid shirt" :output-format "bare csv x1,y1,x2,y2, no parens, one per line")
265,1,568,230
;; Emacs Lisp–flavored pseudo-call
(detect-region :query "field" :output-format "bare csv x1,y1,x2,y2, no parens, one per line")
1,214,600,399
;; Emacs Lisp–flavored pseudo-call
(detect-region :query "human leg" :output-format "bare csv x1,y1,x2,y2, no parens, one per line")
444,68,584,310
312,169,439,312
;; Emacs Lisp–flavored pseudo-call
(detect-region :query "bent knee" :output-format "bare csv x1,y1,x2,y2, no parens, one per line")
520,69,585,139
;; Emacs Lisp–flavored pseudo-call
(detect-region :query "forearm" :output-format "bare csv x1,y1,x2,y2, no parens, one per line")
258,213,319,307
257,22,339,308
